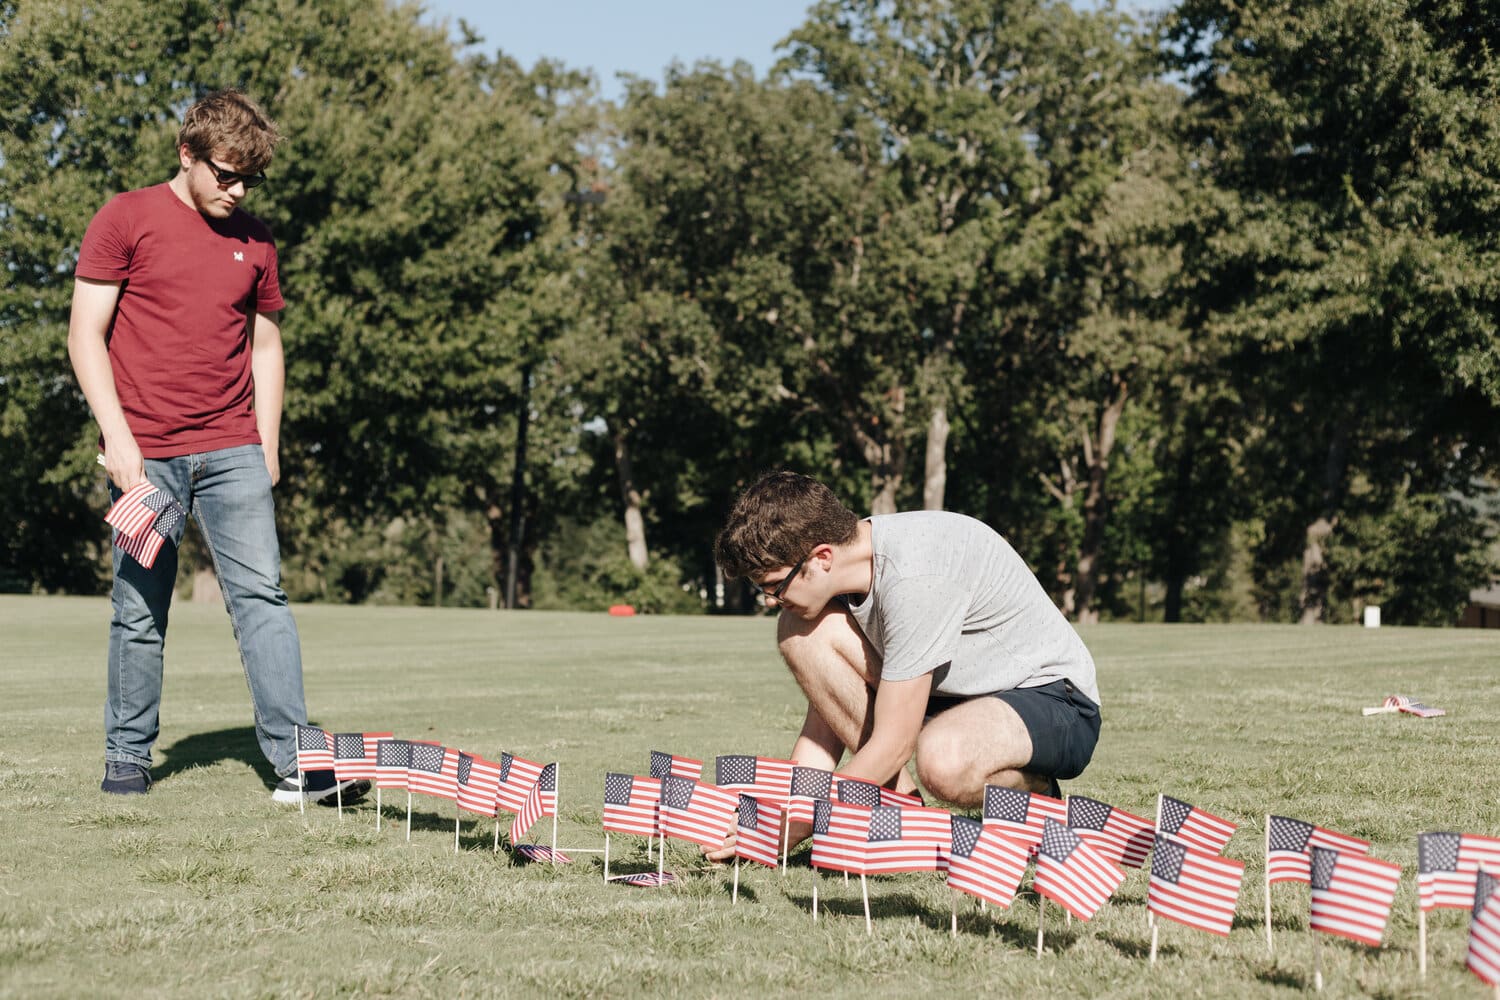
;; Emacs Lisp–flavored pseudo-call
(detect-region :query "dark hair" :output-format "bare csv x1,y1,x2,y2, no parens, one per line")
714,472,860,580
177,89,282,173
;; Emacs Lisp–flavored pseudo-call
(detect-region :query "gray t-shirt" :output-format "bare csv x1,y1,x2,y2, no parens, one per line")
843,511,1100,704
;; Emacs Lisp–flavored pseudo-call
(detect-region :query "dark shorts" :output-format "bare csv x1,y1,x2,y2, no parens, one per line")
926,678,1101,780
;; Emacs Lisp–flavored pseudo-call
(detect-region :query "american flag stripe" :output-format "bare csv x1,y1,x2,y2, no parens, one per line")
735,794,783,869
406,743,458,800
1469,883,1500,987
293,724,334,771
1266,815,1370,884
603,773,661,838
1309,847,1402,947
455,753,504,816
658,776,738,850
982,785,1067,851
1148,835,1243,937
1068,795,1155,868
810,801,949,875
946,817,1030,909
374,739,412,790
332,731,391,781
715,754,796,806
785,766,836,825
104,481,161,538
1033,818,1126,920
1158,795,1237,855
1419,832,1500,912
649,750,702,782
495,753,546,814
115,526,167,568
510,763,557,844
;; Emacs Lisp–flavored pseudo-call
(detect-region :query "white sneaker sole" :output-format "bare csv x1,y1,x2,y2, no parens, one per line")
271,778,369,805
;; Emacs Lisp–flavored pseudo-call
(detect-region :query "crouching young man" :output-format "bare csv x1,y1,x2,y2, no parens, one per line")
707,471,1100,858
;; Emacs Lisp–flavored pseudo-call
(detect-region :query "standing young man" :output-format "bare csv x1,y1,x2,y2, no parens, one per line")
709,471,1100,855
68,89,360,805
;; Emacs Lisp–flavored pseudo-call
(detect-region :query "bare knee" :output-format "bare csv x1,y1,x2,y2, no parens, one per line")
914,725,976,804
776,607,878,686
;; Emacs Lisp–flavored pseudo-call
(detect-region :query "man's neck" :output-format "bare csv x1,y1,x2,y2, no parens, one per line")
830,519,875,599
167,170,195,210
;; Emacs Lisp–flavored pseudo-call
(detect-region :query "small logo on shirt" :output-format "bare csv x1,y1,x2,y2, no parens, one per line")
233,251,244,262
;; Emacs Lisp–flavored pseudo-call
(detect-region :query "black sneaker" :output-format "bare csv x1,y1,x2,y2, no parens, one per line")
101,760,152,795
1045,776,1063,799
271,769,370,806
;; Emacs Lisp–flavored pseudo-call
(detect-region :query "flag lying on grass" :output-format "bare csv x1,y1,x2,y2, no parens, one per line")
715,754,795,806
495,753,545,814
455,752,503,817
945,816,1030,909
982,785,1066,852
294,724,334,772
603,773,661,838
1158,795,1237,855
650,750,702,782
609,871,678,888
659,775,738,851
1034,817,1125,920
1148,835,1244,937
332,731,391,782
785,765,835,825
735,794,783,869
104,481,164,537
511,763,557,843
1266,815,1370,884
1309,846,1402,947
811,800,949,875
1467,870,1500,987
375,739,412,790
1419,831,1500,912
408,743,458,800
1384,694,1446,718
1068,795,1155,868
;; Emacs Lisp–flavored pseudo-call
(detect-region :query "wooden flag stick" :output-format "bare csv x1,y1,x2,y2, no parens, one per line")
780,810,791,872
951,892,958,938
1149,922,1159,964
603,832,611,882
336,780,343,820
1418,904,1427,977
493,815,500,852
1312,927,1323,991
733,857,741,904
861,873,871,935
812,871,819,922
551,767,561,867
297,767,305,816
405,791,412,842
376,787,382,832
1148,793,1163,929
454,803,461,854
1264,814,1274,954
658,829,666,883
1036,896,1046,957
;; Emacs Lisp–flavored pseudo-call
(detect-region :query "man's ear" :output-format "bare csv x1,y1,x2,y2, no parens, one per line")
176,143,194,172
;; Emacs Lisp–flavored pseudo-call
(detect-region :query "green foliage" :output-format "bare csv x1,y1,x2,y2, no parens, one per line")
530,516,705,615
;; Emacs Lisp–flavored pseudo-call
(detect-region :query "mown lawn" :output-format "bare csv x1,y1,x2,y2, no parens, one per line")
2,595,1497,998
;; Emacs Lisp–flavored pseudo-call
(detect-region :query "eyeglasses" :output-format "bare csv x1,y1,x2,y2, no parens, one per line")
754,554,809,604
203,158,266,190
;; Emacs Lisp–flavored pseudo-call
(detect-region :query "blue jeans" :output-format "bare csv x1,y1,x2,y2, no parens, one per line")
106,443,307,778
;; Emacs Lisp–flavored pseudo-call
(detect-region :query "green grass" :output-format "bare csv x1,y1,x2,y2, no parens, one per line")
2,595,1498,998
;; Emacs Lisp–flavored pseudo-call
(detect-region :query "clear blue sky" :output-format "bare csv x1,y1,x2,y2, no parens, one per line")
421,1,820,101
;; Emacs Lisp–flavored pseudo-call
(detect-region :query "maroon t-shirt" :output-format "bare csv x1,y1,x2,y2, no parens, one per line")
76,183,285,458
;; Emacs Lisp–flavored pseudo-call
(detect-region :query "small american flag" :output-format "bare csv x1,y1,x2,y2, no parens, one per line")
785,765,835,825
1068,795,1155,868
658,775,738,851
1033,817,1126,920
603,772,661,838
115,525,166,569
293,724,334,772
1384,694,1445,718
407,743,457,800
1419,831,1500,912
835,777,885,808
104,481,162,537
1309,846,1402,947
982,784,1067,852
510,763,557,844
608,871,679,887
455,753,503,817
810,800,948,875
374,739,412,790
878,787,924,808
735,794,783,869
649,749,702,782
1158,795,1237,855
715,754,795,806
332,731,390,782
1467,870,1500,987
494,753,545,814
1266,815,1369,884
945,815,1030,909
1148,834,1244,937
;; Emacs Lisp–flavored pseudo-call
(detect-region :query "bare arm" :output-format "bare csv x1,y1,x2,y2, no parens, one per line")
832,672,931,787
66,277,142,490
249,309,284,485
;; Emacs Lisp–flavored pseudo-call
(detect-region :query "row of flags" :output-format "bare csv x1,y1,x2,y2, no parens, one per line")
104,480,187,569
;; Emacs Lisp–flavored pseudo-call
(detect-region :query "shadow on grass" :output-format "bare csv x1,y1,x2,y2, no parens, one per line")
155,726,277,788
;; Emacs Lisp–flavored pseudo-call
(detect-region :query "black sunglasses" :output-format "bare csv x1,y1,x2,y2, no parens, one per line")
755,554,809,603
204,157,266,190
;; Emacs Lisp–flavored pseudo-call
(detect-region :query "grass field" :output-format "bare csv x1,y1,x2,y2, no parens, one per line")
3,595,1498,998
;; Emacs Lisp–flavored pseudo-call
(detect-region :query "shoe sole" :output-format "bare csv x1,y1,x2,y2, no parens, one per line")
271,778,371,806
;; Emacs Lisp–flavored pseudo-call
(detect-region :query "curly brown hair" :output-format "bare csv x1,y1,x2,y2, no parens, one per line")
714,472,860,581
177,89,282,174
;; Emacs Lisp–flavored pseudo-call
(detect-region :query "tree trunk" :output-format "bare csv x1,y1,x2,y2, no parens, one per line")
1298,428,1349,624
1162,423,1198,623
613,426,649,571
1073,376,1129,625
505,363,531,609
923,402,949,511
851,385,907,515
